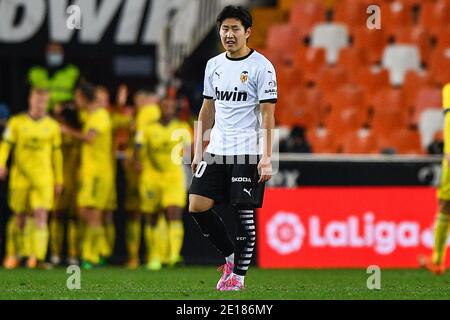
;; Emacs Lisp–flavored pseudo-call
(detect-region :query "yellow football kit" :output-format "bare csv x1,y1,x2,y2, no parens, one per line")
137,119,191,213
77,108,114,210
438,83,450,201
0,113,63,213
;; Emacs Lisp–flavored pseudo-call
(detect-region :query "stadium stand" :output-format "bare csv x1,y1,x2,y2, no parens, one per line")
255,0,448,154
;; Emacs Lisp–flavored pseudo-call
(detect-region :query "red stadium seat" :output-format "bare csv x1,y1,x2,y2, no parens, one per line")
333,0,367,31
289,1,326,36
419,0,450,36
276,65,303,93
266,24,303,64
352,27,388,64
337,47,369,81
293,46,327,84
317,65,349,102
377,128,423,154
325,105,367,137
341,128,378,154
354,67,390,105
412,86,443,125
277,86,322,129
402,69,433,112
307,125,339,153
381,1,415,34
430,45,450,86
371,88,410,135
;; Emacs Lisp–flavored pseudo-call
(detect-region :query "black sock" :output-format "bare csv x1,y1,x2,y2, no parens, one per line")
190,209,235,257
233,206,256,276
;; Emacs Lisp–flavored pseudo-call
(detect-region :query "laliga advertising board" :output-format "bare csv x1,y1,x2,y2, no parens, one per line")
258,187,450,268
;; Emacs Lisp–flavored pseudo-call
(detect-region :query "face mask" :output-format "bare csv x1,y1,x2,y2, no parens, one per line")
46,53,64,67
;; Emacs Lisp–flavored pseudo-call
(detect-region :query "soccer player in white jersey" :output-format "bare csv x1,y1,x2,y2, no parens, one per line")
189,5,277,291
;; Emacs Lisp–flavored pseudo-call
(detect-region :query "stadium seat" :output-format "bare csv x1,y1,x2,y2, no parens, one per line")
418,109,444,150
382,44,421,86
381,1,415,35
341,127,378,154
316,65,349,102
377,128,423,154
333,0,367,31
266,24,302,64
289,1,326,36
328,83,367,114
412,86,442,125
393,27,432,64
352,26,387,64
371,88,409,135
430,46,450,86
277,86,323,129
402,70,433,110
293,46,327,83
307,125,339,153
419,0,450,36
325,105,367,137
276,65,303,93
355,67,390,105
311,23,350,64
249,8,286,49
337,47,369,81
435,28,450,48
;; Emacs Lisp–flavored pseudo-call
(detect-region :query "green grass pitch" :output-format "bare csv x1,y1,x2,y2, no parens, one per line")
0,266,449,300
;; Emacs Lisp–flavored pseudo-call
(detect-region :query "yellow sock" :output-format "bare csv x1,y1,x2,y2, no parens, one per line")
105,222,115,257
82,226,99,264
144,224,160,263
5,216,19,257
156,216,170,264
432,212,449,265
33,223,49,261
67,220,79,259
168,220,184,263
126,220,141,261
50,218,64,258
21,218,33,257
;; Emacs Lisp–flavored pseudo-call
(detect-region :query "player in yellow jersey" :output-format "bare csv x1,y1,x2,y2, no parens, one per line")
0,87,63,269
51,103,82,266
419,83,450,275
136,97,192,270
61,83,114,269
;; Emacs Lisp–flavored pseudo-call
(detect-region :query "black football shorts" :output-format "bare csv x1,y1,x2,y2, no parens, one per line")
188,153,266,208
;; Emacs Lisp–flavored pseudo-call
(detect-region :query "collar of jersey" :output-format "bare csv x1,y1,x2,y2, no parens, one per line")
225,48,254,61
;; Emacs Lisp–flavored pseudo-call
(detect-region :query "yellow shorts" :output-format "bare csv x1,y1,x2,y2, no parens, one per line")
77,174,113,210
105,185,117,212
8,184,54,214
139,169,186,214
438,159,450,200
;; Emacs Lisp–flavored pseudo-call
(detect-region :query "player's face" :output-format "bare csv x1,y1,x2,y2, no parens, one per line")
219,18,250,54
161,99,176,119
28,89,49,118
96,89,110,107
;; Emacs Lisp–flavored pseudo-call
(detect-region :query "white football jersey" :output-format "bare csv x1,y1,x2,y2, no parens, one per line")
203,49,277,155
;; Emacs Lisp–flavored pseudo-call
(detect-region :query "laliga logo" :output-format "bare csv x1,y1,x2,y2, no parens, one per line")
266,211,305,255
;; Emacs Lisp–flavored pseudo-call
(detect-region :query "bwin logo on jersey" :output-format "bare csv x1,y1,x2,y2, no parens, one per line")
215,87,248,102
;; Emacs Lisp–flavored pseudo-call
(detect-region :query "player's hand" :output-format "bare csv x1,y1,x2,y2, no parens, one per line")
0,166,8,180
54,184,63,196
60,124,71,135
191,154,202,174
257,156,272,183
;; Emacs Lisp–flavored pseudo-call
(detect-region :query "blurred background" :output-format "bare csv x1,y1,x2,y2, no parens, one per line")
0,0,449,269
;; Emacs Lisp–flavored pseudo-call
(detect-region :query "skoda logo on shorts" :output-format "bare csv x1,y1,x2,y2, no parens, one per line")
266,211,305,255
232,177,251,183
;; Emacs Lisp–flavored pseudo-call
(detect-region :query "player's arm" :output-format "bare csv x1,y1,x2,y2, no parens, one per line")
0,118,16,180
61,125,97,144
258,102,275,183
192,98,215,173
443,84,450,166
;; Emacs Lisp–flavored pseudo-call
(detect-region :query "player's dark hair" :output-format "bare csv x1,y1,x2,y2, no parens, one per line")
78,82,96,103
216,5,252,31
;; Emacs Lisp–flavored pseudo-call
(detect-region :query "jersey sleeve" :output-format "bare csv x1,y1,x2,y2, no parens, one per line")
52,123,64,185
443,83,450,110
2,117,17,144
86,111,108,134
203,60,214,100
256,61,278,104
